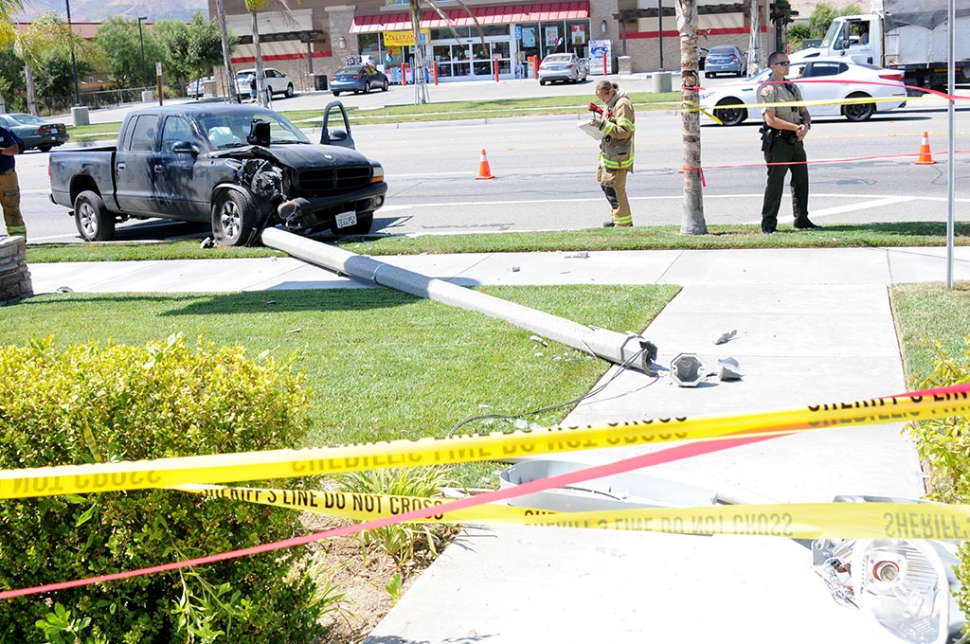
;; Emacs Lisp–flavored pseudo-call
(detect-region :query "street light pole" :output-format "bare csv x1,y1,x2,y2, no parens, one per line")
137,17,149,88
65,0,80,105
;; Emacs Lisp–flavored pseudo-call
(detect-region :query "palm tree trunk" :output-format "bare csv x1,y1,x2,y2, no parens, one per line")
676,0,707,235
215,0,238,102
748,0,761,75
409,0,430,104
251,10,267,107
25,62,37,116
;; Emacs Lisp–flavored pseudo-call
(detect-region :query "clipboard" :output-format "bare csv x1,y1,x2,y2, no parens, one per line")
577,121,607,141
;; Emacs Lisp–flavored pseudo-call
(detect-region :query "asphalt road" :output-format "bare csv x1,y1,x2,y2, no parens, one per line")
18,74,970,243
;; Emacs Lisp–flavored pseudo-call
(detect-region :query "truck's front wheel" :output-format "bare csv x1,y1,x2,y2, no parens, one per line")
212,190,258,246
75,190,115,242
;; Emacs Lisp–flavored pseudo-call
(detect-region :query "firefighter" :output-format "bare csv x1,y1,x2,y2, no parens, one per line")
593,80,635,228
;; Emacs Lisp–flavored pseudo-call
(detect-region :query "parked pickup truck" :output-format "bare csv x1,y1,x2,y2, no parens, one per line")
49,102,387,245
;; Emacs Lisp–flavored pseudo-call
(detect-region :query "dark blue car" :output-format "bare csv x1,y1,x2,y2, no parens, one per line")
704,45,747,78
330,64,389,96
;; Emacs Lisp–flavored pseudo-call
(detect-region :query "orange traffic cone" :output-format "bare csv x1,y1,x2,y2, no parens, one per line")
915,131,936,165
476,148,495,180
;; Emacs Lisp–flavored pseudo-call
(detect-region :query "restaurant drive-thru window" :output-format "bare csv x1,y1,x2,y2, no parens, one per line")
349,2,589,81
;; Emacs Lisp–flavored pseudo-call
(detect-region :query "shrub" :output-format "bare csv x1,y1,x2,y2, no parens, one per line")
905,334,970,624
907,335,970,504
0,335,328,643
335,467,458,566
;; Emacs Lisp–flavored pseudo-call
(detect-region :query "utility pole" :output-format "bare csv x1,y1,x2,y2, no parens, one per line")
65,0,80,104
137,17,149,88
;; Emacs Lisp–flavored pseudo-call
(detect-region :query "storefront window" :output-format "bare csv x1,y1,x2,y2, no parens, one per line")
481,25,509,37
431,27,471,39
357,33,382,65
567,20,589,58
518,23,540,65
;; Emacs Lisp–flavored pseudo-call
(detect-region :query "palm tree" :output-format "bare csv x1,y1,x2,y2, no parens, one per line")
407,0,484,105
676,0,707,235
244,0,298,107
13,11,101,116
0,0,26,113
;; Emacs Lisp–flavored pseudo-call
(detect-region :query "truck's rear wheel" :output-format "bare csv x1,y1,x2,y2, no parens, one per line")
212,190,258,246
74,190,115,242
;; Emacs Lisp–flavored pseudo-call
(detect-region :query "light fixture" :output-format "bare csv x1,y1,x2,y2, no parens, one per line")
812,497,965,644
338,36,346,49
601,19,607,34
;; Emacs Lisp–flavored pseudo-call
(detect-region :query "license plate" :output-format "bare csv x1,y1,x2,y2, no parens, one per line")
335,212,357,229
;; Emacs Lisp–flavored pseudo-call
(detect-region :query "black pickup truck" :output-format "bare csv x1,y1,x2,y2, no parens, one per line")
49,102,387,245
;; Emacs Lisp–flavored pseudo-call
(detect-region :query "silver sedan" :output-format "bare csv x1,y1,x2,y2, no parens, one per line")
538,53,588,85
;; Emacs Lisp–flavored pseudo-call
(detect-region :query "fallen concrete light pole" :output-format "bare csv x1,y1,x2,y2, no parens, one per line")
261,228,658,374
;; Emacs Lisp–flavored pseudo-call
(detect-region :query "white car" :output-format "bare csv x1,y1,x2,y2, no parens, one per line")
538,53,588,85
185,77,214,99
788,47,823,63
235,67,295,99
699,58,907,126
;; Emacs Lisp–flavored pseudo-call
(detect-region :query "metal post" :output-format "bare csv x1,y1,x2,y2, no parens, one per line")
947,0,955,288
65,0,80,105
137,17,149,89
658,0,664,70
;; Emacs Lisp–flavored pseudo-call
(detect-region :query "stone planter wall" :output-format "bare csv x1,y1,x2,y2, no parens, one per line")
0,236,32,306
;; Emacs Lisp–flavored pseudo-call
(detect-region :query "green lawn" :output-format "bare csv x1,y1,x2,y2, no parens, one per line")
891,282,970,380
0,284,678,487
64,91,682,143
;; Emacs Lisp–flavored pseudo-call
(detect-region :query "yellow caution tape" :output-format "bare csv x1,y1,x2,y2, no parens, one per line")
178,485,970,541
519,502,970,540
682,100,723,124
175,484,554,522
1,389,967,499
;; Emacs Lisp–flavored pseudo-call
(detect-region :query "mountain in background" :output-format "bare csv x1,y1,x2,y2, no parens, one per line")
14,0,209,23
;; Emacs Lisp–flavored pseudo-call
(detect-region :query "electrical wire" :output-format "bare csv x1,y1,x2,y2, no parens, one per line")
446,347,656,438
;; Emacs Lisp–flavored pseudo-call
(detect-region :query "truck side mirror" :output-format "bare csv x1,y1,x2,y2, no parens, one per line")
171,140,199,155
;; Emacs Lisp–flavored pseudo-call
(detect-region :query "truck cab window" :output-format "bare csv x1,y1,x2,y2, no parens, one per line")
127,115,159,152
161,116,193,153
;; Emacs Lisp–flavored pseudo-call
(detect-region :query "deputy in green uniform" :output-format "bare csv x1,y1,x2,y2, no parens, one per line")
758,51,819,234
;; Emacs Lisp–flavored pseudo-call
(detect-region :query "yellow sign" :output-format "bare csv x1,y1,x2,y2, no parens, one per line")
384,29,430,47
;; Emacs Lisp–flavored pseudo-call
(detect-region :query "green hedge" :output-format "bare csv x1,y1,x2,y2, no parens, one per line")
0,335,326,643
906,334,970,626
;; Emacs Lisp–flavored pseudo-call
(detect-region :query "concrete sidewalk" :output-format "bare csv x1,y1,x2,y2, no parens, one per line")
28,246,970,294
26,246,970,643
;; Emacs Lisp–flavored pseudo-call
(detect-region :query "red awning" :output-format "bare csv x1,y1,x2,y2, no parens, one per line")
350,2,590,34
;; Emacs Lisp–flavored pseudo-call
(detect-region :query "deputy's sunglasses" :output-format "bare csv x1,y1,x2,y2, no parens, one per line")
774,61,791,66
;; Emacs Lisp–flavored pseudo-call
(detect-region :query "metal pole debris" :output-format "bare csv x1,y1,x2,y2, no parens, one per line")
261,228,658,374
